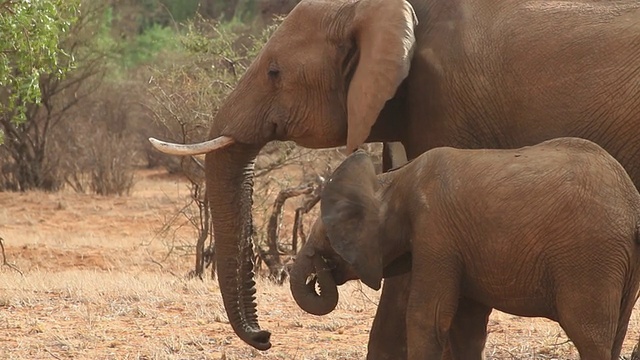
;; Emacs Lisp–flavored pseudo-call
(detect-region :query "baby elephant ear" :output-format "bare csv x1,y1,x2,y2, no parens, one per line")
321,150,383,290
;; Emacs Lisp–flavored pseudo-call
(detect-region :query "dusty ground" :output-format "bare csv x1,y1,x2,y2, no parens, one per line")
0,168,639,359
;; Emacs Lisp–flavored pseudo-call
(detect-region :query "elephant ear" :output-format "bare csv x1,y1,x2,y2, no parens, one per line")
321,150,383,290
345,0,418,153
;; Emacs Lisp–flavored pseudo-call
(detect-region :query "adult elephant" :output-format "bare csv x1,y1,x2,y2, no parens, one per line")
149,0,640,358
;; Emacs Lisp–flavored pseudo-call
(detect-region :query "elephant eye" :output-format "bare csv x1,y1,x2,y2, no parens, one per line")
267,64,280,79
268,68,280,78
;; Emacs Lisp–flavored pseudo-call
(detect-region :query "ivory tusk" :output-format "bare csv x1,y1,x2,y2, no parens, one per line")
148,136,235,156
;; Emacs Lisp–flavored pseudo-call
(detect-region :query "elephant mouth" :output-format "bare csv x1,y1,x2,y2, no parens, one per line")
304,271,328,292
325,252,412,285
304,256,352,286
324,257,359,286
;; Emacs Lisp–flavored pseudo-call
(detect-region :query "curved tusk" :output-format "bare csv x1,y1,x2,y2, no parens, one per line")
148,136,235,156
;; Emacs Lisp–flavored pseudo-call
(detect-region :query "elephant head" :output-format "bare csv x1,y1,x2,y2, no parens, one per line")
291,150,411,315
148,0,418,350
290,150,411,315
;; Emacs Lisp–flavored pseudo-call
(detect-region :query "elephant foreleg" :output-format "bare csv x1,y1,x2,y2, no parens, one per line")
446,298,491,360
366,275,466,360
367,273,410,360
406,257,460,360
366,142,410,360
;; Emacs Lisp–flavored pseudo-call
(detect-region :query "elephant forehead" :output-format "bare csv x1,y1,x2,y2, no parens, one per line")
267,13,332,53
283,0,343,31
279,0,359,40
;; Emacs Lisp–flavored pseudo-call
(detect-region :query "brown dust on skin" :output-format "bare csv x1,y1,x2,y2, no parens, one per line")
0,168,639,359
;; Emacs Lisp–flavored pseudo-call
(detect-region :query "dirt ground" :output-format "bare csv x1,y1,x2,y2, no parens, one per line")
0,168,639,359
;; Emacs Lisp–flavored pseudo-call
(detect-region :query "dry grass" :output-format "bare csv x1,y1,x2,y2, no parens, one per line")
0,168,639,359
0,270,377,359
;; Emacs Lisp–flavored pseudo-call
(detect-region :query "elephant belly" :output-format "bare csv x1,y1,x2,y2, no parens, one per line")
460,274,557,320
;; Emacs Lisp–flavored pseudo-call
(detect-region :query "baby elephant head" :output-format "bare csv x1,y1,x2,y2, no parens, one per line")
290,150,384,316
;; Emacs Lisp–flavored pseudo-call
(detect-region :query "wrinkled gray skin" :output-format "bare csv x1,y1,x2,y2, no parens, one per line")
151,0,640,357
292,138,640,360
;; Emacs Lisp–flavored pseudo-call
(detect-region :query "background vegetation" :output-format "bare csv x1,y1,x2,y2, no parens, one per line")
0,0,302,193
0,0,373,279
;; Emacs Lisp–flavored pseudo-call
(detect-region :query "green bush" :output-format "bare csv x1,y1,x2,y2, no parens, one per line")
121,24,179,68
0,0,80,133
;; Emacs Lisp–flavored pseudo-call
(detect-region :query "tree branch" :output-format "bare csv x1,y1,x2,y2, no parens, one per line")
259,183,315,283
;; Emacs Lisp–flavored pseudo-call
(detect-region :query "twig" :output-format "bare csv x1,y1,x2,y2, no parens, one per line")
551,338,572,347
43,348,61,360
353,281,380,308
148,256,180,279
0,237,23,276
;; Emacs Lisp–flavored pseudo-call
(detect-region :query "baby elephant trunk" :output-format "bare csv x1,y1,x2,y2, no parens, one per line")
290,248,339,316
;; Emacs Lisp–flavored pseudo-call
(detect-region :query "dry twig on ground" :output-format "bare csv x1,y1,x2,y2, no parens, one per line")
0,236,23,276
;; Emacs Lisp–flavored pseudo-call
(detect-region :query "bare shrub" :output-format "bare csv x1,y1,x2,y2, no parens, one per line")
88,134,136,196
81,80,142,196
48,77,143,196
54,130,138,197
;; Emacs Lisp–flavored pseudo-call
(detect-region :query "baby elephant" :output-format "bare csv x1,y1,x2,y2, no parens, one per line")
290,137,640,360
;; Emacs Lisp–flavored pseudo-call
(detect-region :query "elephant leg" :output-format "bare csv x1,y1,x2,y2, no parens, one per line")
556,289,620,360
367,273,410,360
447,298,492,360
406,257,460,359
365,143,409,360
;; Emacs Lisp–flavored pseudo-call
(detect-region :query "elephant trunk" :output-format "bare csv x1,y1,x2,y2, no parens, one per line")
206,143,271,350
290,247,339,316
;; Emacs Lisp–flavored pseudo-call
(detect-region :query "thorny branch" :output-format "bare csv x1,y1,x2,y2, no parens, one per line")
256,177,326,284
